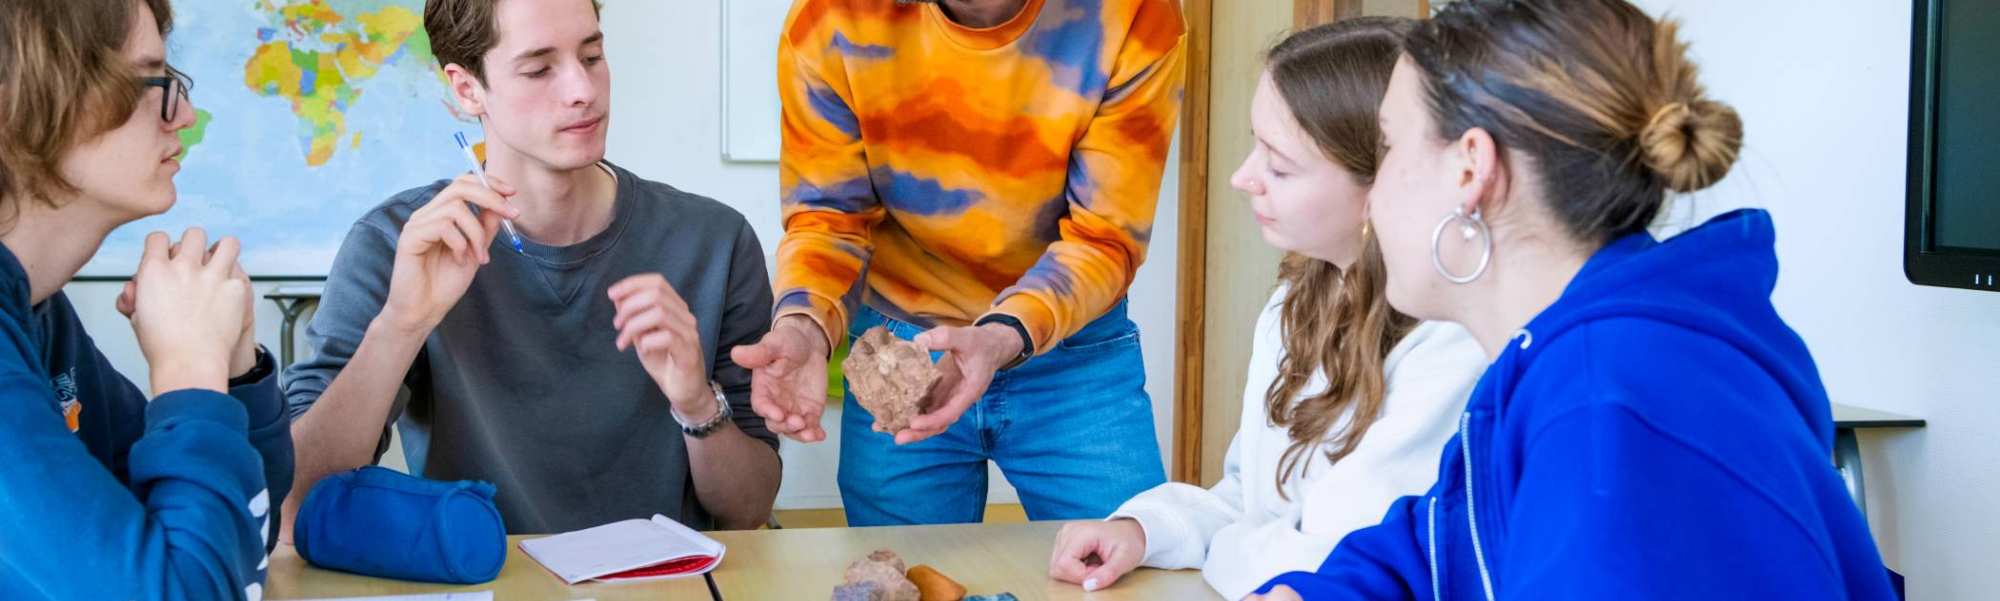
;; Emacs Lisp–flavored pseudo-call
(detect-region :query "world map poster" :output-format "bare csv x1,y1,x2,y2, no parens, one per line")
84,0,482,277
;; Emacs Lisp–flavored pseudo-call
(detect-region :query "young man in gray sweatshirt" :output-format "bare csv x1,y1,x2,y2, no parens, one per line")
280,0,780,536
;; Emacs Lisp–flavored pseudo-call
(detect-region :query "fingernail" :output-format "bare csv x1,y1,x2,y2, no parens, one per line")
1084,578,1100,591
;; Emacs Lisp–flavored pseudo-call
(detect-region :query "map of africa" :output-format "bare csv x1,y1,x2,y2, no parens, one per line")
82,0,481,276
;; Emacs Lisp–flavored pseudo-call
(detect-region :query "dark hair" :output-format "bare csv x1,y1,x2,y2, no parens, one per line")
424,0,601,84
1403,0,1743,244
1262,17,1419,499
0,0,174,215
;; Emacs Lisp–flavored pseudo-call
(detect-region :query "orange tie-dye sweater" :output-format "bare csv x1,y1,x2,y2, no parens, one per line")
774,0,1186,355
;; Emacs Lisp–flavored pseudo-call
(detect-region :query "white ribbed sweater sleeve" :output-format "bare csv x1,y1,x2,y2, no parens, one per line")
1109,287,1487,600
1108,291,1285,573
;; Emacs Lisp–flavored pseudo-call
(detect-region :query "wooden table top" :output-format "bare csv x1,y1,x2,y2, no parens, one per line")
1831,403,1926,429
264,521,1218,601
263,536,712,600
706,522,1216,600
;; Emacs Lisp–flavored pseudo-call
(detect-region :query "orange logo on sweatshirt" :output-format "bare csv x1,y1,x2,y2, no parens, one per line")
53,372,81,433
62,400,81,432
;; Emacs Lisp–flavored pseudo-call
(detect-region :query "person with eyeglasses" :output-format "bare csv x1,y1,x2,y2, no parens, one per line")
0,0,294,599
141,66,195,122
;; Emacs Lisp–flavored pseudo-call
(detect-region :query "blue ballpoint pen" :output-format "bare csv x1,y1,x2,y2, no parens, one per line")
453,132,525,254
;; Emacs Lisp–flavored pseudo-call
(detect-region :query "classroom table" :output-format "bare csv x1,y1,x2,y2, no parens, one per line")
1831,403,1926,519
264,521,1220,601
261,284,324,367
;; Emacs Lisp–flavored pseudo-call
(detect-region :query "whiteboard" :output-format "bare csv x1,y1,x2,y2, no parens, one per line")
721,0,790,163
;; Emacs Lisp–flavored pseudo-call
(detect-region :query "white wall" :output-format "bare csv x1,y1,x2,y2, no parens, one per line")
61,0,1181,513
1634,1,2000,597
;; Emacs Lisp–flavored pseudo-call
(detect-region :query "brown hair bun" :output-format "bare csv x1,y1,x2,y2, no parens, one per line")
1640,98,1742,193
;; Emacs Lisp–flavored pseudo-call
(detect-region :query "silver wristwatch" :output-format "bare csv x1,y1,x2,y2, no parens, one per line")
673,381,733,438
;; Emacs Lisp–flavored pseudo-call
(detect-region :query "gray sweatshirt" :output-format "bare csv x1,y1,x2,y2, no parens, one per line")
283,162,777,534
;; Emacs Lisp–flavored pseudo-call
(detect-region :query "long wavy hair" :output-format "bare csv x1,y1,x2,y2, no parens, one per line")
1262,17,1419,498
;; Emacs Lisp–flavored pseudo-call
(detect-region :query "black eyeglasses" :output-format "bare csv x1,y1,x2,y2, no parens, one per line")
138,65,193,123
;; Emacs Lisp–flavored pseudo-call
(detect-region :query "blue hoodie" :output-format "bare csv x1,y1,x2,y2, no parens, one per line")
0,242,294,600
1258,210,1895,600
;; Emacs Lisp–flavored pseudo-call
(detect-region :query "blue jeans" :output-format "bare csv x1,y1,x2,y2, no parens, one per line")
837,301,1166,526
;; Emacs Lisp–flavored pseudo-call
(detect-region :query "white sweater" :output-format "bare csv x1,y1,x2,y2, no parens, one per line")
1110,287,1486,600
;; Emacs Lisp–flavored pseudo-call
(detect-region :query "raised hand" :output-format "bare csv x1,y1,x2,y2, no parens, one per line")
609,274,712,415
731,315,830,442
126,228,252,394
377,173,519,334
893,323,1024,445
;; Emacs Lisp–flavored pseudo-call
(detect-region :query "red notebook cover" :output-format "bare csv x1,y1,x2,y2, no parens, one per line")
597,554,721,581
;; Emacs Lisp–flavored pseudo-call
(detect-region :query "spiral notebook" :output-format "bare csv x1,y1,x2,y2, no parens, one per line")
519,514,726,584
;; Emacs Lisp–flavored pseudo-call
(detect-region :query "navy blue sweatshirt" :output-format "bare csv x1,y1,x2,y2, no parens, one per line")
0,242,294,600
1259,209,1895,600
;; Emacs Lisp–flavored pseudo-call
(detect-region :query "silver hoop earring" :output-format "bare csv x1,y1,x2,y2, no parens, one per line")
1431,207,1492,284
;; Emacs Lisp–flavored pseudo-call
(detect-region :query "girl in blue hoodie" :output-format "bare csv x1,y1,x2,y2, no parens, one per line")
1252,0,1895,599
0,1,293,599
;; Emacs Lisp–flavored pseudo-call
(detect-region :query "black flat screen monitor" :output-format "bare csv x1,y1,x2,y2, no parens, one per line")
1907,0,2000,291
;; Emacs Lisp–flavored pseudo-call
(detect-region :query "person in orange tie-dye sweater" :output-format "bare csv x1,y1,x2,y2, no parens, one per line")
732,0,1185,525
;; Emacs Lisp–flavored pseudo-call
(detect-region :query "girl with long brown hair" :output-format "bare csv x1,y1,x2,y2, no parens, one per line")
1252,0,1893,599
1048,18,1485,599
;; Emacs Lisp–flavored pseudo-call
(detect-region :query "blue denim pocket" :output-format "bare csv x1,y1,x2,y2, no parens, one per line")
1054,301,1140,353
1057,325,1140,352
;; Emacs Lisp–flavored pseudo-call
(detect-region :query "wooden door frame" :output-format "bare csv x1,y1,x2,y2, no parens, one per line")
1171,0,1213,484
1171,0,1423,484
1294,0,1362,26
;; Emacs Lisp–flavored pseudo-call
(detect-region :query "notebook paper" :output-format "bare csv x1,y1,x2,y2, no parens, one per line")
519,514,726,584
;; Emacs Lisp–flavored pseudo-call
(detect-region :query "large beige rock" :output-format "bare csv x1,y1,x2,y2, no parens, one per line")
832,549,920,601
842,327,949,433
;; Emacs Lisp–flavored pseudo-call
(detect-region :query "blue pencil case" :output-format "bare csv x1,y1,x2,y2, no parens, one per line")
294,466,506,584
